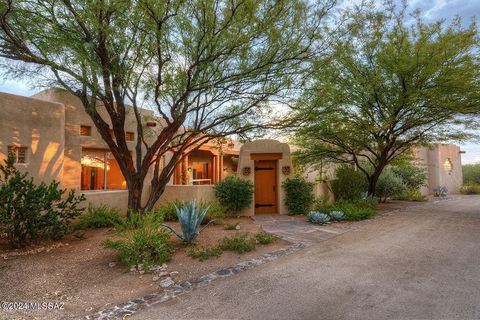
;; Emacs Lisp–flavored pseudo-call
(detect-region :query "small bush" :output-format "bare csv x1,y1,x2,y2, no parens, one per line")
332,165,368,201
199,201,226,225
219,234,256,253
393,189,428,202
155,200,182,221
0,154,85,248
255,232,276,245
460,185,480,195
103,211,172,271
462,163,480,185
214,176,254,214
329,210,346,221
187,245,222,261
316,198,376,221
224,222,239,230
282,176,314,215
391,164,427,191
375,168,406,202
75,204,124,229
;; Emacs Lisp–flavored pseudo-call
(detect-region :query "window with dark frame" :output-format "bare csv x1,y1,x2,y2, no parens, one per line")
80,125,92,136
7,146,28,164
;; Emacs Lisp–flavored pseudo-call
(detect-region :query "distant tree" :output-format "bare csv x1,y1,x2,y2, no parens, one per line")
0,0,334,213
462,163,480,185
292,2,480,196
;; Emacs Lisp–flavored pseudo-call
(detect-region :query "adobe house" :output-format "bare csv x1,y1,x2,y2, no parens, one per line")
0,89,465,214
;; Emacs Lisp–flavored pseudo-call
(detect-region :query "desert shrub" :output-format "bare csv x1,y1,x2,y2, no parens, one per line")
282,176,314,215
187,245,222,261
219,234,256,253
329,210,346,221
214,176,254,214
103,211,172,271
255,232,276,244
433,185,448,198
393,189,428,202
460,185,480,195
155,200,182,221
332,165,368,200
199,201,226,225
224,222,239,230
391,164,427,191
462,163,480,185
316,198,376,221
75,204,124,229
0,154,85,247
307,211,331,224
375,168,406,202
161,201,212,244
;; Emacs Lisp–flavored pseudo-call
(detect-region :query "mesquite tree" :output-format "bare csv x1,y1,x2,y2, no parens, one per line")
0,0,334,212
292,2,480,196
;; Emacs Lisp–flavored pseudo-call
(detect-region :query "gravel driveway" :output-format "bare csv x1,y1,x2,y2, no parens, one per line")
132,196,480,320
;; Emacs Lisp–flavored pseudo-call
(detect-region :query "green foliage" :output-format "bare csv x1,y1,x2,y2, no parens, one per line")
0,154,85,248
292,2,480,196
103,211,172,271
224,223,239,230
187,245,223,261
307,211,331,224
161,201,212,244
462,164,480,185
375,168,406,202
155,200,182,222
255,232,277,245
282,176,315,215
316,198,377,221
331,165,368,200
391,163,427,191
219,234,256,253
75,204,124,230
393,189,428,202
214,176,254,214
460,185,480,195
200,201,226,225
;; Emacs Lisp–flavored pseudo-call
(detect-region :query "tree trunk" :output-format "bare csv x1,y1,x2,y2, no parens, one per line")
127,179,144,216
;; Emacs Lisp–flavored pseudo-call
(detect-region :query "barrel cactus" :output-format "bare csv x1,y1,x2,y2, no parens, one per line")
307,211,331,224
329,211,346,221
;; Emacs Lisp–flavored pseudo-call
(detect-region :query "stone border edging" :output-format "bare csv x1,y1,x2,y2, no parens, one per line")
88,242,306,319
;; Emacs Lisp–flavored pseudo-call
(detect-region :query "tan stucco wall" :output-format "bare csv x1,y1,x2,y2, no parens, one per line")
416,144,463,194
237,139,293,216
153,185,216,208
0,92,65,186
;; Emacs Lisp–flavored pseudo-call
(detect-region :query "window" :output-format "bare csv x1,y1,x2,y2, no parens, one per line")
80,125,91,136
8,146,27,164
125,131,134,141
81,149,126,190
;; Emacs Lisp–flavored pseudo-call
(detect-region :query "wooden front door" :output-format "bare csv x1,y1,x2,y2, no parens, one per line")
254,160,277,214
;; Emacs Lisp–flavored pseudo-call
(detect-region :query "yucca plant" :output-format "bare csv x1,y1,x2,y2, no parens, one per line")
160,201,212,244
307,211,331,225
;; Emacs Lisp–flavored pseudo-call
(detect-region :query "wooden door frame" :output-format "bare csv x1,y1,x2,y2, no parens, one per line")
253,159,278,214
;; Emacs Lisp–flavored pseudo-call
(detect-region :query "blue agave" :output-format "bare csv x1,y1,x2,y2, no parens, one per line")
161,201,212,244
307,211,331,224
329,211,346,221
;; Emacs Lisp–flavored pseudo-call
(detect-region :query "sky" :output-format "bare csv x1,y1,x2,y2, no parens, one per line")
1,0,480,164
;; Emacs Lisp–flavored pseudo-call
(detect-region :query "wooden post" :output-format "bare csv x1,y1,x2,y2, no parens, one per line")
219,154,224,182
181,155,189,185
212,155,217,183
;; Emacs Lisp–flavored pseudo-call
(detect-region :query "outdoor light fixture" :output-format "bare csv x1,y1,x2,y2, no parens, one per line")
444,158,453,175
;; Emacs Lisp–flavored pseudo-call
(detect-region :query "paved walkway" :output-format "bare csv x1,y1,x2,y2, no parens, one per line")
132,195,480,320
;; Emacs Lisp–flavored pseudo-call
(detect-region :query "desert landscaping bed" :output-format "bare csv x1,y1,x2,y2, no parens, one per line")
0,217,288,320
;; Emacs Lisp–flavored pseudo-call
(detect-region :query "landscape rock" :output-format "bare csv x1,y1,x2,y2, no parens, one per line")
159,277,175,288
108,262,116,268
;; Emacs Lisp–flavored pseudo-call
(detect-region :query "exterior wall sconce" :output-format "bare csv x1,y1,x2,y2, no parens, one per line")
444,158,453,175
242,167,251,176
282,166,291,176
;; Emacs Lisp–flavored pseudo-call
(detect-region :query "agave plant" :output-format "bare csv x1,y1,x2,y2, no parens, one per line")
329,211,346,221
161,201,212,244
307,211,331,225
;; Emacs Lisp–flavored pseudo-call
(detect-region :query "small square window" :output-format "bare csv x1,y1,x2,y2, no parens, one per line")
125,131,134,141
8,146,28,164
80,125,91,136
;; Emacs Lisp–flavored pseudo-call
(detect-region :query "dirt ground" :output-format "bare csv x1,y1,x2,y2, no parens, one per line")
0,217,289,320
